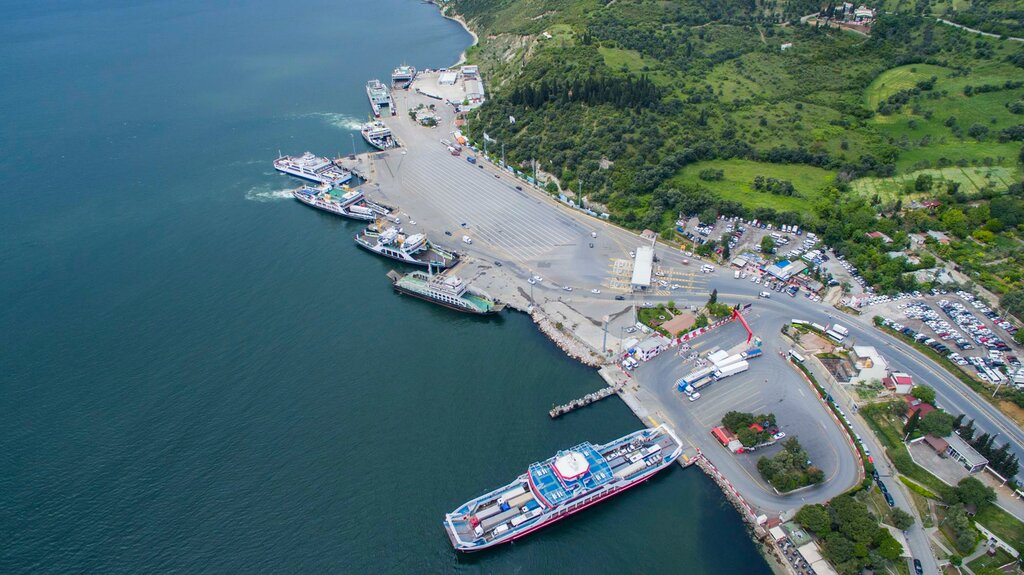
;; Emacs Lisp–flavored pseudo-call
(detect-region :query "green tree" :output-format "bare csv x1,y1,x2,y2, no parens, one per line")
951,477,997,511
877,534,903,561
919,411,955,437
761,235,775,253
911,385,936,404
890,507,915,530
709,288,718,305
903,409,921,437
941,209,969,238
795,504,833,535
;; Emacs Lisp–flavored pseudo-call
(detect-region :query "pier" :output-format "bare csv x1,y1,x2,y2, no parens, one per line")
549,385,620,418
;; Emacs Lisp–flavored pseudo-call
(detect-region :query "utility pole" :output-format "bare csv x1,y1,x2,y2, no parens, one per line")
578,178,583,208
501,142,506,168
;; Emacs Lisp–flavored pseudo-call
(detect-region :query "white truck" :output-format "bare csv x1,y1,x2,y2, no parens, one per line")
714,360,750,380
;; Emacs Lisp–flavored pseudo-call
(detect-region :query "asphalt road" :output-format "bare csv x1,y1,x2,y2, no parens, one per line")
631,319,862,517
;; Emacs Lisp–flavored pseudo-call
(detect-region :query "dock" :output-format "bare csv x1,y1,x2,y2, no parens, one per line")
549,385,620,418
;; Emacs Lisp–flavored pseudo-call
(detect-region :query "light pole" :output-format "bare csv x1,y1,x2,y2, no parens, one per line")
350,133,356,158
602,315,610,355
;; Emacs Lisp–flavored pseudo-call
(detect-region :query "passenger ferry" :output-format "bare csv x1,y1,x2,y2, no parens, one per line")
391,65,416,88
274,151,351,186
292,185,392,221
444,426,683,551
386,268,503,315
355,222,459,268
366,79,395,117
360,120,397,150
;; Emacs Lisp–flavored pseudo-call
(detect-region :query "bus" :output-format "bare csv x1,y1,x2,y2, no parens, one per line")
788,350,806,363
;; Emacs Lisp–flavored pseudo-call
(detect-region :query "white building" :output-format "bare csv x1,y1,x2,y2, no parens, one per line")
883,371,914,395
465,79,485,102
849,346,889,385
439,71,458,85
635,335,670,361
631,245,654,290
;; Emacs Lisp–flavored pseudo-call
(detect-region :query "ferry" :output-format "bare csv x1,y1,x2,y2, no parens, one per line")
292,185,392,221
366,79,395,117
391,65,416,88
360,120,397,151
444,426,682,551
387,268,503,315
274,151,352,186
355,222,459,269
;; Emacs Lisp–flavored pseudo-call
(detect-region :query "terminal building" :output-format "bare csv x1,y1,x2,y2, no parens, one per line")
630,245,654,291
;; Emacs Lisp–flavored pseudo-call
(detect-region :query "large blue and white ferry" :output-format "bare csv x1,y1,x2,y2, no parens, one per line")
444,425,683,551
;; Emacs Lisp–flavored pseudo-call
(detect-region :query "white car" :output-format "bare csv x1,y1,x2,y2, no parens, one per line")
591,288,601,294
533,276,543,282
688,392,701,402
563,286,573,292
528,278,536,285
462,235,473,244
629,251,635,258
773,432,786,440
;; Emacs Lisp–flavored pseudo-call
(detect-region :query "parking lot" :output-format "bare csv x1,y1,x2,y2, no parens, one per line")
869,290,1023,386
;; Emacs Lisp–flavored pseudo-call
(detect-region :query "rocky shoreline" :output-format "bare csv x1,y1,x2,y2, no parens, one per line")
531,310,604,368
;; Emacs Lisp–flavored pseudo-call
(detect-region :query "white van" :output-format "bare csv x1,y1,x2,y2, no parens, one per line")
462,235,473,244
734,270,741,279
759,291,771,298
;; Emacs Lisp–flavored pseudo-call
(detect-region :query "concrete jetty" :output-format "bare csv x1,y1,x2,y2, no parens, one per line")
549,385,620,418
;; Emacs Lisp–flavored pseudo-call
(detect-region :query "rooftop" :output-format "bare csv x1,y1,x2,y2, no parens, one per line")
631,245,654,288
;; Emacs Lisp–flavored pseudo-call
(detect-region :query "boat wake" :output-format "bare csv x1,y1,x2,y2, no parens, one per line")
245,184,295,203
302,112,363,131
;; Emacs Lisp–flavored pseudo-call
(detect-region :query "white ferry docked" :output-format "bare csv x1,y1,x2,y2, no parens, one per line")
273,152,351,186
444,425,683,551
292,185,392,221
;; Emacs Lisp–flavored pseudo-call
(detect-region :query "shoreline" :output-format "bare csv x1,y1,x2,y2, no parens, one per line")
411,9,794,571
437,4,479,66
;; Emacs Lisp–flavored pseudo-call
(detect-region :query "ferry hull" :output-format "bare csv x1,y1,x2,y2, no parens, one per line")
293,192,377,222
275,166,351,187
391,282,500,315
354,238,458,269
450,456,676,552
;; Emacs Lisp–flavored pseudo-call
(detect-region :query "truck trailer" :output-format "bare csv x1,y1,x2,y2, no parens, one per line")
714,360,749,380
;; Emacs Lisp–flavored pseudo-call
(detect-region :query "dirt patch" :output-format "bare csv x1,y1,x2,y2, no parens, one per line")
662,312,696,335
997,400,1024,427
796,332,833,353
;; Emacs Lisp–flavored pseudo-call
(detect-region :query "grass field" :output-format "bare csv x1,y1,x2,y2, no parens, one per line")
863,61,1024,172
669,159,835,212
850,166,1020,201
975,505,1024,554
864,64,952,110
967,546,1015,572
